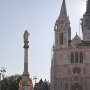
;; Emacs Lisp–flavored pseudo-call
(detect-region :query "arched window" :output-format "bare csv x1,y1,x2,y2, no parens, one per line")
75,53,78,63
80,52,83,63
71,53,74,63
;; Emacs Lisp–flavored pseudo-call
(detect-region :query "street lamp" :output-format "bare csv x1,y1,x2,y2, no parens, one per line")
33,76,37,84
1,67,6,80
1,67,6,90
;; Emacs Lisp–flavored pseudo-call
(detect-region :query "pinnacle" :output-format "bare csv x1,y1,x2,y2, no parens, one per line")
59,0,67,19
86,0,90,12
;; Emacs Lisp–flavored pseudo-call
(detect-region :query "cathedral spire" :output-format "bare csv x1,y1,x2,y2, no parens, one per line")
86,0,90,13
82,0,90,41
60,0,67,18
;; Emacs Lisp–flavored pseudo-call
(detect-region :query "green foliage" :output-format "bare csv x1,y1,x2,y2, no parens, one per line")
44,81,50,90
0,74,22,90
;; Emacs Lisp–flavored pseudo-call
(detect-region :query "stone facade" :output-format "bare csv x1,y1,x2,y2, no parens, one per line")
50,0,90,90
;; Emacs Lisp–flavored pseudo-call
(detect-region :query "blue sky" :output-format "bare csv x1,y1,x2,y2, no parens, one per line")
0,0,86,84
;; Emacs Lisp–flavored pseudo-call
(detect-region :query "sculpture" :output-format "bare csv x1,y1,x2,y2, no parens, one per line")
18,79,23,89
23,30,30,41
28,79,33,89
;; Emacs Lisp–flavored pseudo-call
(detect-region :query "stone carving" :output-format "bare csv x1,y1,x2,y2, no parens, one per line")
28,79,33,89
18,79,23,89
18,79,33,90
73,68,80,74
23,30,30,41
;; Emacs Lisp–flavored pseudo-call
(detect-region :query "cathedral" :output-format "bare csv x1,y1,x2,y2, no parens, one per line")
50,0,90,90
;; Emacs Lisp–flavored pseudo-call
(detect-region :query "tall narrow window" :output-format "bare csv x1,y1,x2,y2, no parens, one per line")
59,33,63,45
59,33,62,45
75,53,78,63
59,33,61,45
71,53,74,63
59,33,60,45
62,33,63,44
56,34,58,45
80,52,83,63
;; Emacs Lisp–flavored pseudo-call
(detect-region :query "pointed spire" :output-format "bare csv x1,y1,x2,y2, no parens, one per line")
59,0,67,18
76,32,77,35
86,0,90,13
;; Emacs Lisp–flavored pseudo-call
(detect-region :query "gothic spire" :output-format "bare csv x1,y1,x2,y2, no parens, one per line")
86,0,90,13
59,0,67,18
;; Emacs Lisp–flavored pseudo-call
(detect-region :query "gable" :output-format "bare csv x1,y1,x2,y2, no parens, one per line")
70,34,81,47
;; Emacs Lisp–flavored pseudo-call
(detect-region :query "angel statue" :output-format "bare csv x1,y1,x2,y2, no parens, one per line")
18,79,23,89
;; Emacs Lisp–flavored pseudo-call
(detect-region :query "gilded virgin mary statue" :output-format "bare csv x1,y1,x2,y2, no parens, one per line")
23,30,30,41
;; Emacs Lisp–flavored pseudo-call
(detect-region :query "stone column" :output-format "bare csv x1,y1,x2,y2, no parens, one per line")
23,41,29,74
20,30,30,90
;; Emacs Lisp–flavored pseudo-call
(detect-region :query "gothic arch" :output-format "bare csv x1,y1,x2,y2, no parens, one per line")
71,83,82,90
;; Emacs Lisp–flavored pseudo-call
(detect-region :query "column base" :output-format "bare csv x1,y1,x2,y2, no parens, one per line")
18,87,33,90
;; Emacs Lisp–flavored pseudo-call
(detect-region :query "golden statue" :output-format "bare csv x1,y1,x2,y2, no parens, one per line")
23,30,30,41
28,79,33,89
18,79,23,89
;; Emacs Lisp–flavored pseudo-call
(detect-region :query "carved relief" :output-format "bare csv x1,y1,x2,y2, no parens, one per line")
74,68,81,74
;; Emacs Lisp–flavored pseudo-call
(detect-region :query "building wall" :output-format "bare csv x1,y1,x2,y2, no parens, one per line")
50,0,90,90
51,47,90,90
